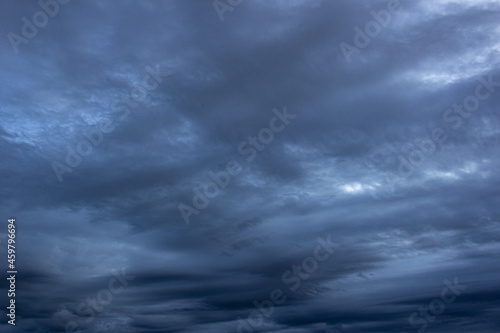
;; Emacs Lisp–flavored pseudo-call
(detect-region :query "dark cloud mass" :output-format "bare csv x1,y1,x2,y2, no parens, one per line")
1,0,500,332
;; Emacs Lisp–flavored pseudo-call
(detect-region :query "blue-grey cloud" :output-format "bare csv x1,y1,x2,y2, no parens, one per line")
1,0,500,332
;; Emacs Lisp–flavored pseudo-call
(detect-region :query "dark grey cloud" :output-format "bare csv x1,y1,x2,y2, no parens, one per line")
1,0,500,332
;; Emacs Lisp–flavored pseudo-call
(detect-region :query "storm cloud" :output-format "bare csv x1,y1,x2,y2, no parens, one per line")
1,0,500,332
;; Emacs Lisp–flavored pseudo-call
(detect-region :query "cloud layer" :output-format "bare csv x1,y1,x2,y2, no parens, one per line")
1,0,500,332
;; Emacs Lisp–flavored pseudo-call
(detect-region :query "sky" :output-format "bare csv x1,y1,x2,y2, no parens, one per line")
1,0,500,332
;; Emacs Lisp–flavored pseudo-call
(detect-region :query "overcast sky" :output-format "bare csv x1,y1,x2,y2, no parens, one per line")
1,0,500,332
